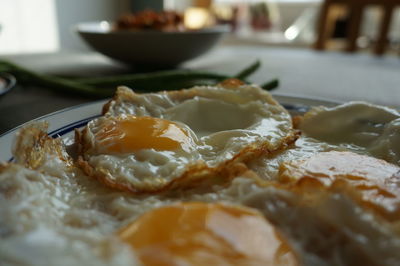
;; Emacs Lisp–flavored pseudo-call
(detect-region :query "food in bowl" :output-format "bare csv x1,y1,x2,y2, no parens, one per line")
115,9,216,32
116,10,184,31
1,80,400,265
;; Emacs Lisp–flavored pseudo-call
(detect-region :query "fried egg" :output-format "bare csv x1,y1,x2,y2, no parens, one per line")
248,101,400,181
77,83,297,193
117,202,299,266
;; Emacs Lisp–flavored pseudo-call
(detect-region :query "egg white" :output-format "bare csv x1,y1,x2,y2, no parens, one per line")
243,185,400,266
0,163,140,266
299,102,400,165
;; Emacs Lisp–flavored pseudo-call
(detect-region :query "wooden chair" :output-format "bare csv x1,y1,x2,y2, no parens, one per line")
314,0,400,55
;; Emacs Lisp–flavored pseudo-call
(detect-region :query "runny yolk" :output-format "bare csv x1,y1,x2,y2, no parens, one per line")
95,115,192,154
118,202,299,266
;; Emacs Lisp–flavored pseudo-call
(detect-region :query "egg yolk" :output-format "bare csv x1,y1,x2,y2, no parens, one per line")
118,202,298,266
279,151,400,220
95,115,193,154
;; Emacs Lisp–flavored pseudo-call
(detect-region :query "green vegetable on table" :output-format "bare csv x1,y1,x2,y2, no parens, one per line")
0,59,279,98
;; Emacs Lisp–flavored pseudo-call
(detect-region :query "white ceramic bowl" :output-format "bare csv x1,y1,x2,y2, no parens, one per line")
76,21,229,66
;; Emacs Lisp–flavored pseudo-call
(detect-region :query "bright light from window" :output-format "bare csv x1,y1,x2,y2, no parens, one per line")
184,7,213,29
0,0,59,54
215,0,321,2
285,25,299,40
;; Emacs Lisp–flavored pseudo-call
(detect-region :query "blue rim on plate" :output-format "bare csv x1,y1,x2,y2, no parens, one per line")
0,99,107,139
0,73,17,97
0,94,341,162
0,99,107,162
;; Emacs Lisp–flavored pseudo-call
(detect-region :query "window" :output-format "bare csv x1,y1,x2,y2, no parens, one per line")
0,0,59,54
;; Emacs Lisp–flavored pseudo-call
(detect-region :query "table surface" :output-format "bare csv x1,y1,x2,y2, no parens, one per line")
1,44,399,135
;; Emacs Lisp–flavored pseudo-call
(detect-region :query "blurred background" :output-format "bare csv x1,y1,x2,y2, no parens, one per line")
1,0,399,134
1,0,400,55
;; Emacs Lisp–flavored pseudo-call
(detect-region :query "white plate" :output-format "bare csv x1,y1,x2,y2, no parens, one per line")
0,94,341,162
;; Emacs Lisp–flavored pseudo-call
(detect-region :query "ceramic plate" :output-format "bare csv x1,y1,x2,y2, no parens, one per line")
0,94,341,162
0,73,17,97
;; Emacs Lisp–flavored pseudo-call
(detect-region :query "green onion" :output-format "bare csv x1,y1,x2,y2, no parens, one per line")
234,60,261,80
0,59,279,97
261,79,279,91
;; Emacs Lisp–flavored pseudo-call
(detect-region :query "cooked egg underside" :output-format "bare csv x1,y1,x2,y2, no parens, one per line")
77,85,295,193
244,185,400,266
0,164,140,266
2,162,400,266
